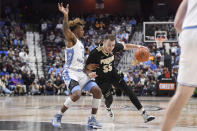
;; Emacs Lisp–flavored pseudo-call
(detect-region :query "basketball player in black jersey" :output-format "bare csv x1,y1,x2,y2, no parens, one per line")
85,34,155,123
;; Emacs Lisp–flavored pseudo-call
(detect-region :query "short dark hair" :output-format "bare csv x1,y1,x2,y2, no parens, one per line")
104,34,115,41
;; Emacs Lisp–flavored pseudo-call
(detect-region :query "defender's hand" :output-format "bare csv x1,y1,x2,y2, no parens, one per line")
86,64,99,70
58,3,69,16
88,72,98,78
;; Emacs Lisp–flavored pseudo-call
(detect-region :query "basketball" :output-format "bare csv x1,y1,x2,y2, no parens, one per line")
135,47,150,62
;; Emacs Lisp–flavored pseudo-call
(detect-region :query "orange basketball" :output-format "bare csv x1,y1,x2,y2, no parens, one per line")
135,47,150,62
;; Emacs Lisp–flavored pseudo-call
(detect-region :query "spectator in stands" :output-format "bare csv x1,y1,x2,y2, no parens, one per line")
38,77,46,95
31,81,40,95
7,48,15,56
48,64,56,77
133,74,141,95
45,81,54,95
0,68,9,76
19,48,28,63
22,70,31,94
0,75,13,95
0,59,3,71
41,21,47,32
21,63,31,74
53,75,64,95
146,79,157,96
29,70,35,85
17,74,26,94
9,74,18,92
49,31,55,42
150,61,157,71
140,74,146,89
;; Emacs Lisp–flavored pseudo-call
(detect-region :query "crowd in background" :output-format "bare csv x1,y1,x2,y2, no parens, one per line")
0,6,181,96
40,14,180,96
0,16,37,96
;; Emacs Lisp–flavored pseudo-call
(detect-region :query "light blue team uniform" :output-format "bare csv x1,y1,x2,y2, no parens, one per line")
62,39,97,93
177,0,197,87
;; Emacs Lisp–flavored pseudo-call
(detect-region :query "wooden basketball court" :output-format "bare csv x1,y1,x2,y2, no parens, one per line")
0,96,197,131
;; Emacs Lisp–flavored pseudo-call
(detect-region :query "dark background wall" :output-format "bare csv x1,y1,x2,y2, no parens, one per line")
0,0,182,19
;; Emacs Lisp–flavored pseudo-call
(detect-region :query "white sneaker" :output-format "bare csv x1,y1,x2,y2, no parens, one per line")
51,114,62,128
87,116,102,129
142,111,155,123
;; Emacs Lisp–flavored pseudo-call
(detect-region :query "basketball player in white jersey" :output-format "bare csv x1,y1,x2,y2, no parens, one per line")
162,0,197,130
52,3,102,129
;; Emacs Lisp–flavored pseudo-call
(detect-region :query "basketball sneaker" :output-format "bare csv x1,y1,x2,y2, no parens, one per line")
51,114,62,128
142,111,155,123
87,116,102,129
106,107,114,120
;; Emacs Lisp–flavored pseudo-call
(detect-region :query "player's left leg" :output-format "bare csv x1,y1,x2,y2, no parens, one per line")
81,77,102,129
52,79,82,128
113,72,155,123
161,85,195,131
97,82,114,119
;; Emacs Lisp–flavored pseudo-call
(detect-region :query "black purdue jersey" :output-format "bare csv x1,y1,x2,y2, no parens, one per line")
86,43,124,83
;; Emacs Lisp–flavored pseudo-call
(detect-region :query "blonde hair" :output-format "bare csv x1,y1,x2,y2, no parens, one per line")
69,18,85,31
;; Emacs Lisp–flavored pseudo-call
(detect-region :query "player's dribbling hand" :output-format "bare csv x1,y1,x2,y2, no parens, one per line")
86,64,99,70
58,3,69,16
88,72,98,78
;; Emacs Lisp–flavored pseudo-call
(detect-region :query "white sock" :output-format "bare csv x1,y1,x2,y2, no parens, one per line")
58,111,63,115
140,108,145,114
91,114,96,118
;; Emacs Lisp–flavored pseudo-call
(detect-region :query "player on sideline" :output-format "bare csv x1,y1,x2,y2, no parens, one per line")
162,0,197,130
85,34,155,123
51,3,102,129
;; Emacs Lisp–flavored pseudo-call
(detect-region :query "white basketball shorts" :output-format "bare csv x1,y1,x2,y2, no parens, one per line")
177,28,197,87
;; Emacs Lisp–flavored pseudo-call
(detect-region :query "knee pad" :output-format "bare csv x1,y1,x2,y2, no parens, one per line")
64,97,73,108
92,98,101,108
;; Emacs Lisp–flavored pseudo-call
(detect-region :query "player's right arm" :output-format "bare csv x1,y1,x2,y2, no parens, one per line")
174,0,188,33
58,3,77,48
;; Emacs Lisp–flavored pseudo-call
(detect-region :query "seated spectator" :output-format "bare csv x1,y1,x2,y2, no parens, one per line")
45,81,54,95
146,79,157,96
38,77,46,95
133,74,142,95
29,70,35,85
53,75,64,95
49,71,56,83
31,81,40,95
9,74,17,91
16,74,26,94
0,75,13,95
150,61,157,71
19,48,28,63
21,63,31,74
0,68,9,76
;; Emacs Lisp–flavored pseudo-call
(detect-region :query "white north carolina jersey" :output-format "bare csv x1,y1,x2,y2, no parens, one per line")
62,39,91,89
64,39,85,71
182,0,197,28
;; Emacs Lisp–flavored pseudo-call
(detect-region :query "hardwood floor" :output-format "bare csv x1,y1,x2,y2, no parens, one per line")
0,95,197,131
